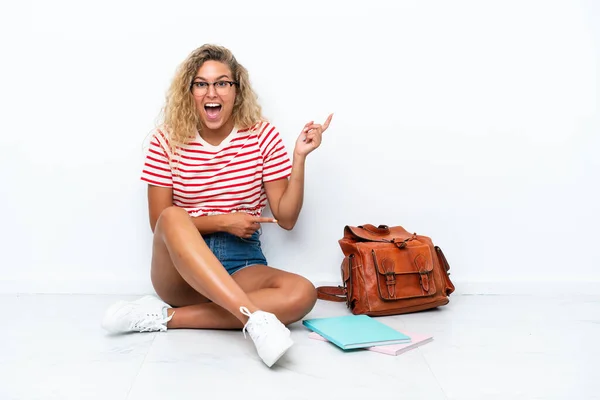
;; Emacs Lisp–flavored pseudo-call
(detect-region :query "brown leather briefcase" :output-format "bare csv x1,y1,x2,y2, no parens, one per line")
316,224,456,316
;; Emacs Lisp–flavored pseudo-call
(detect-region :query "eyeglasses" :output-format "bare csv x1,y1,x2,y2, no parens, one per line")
190,80,238,96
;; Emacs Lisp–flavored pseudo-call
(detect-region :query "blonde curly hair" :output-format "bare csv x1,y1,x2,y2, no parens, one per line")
161,44,263,155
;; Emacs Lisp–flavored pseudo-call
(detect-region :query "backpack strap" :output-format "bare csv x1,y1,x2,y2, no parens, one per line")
316,286,347,302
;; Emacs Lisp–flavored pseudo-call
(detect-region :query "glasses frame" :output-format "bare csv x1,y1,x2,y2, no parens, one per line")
190,80,239,96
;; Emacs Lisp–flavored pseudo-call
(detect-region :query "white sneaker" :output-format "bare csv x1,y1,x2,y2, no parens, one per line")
241,306,293,367
101,295,173,333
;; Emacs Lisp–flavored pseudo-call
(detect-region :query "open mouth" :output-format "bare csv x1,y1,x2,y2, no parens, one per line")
205,103,222,120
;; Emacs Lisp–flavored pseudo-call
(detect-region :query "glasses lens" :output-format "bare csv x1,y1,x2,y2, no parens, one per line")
192,82,207,96
215,81,232,95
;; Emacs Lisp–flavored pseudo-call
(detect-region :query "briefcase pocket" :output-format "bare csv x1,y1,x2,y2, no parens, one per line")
371,243,436,301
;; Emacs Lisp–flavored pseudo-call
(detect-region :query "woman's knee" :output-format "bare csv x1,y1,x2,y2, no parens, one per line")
156,206,189,227
281,276,318,323
154,206,195,238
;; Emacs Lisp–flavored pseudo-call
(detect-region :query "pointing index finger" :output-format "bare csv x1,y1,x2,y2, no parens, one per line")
322,113,334,131
255,217,278,223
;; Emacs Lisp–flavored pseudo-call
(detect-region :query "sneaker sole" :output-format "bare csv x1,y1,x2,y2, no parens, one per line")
262,337,294,368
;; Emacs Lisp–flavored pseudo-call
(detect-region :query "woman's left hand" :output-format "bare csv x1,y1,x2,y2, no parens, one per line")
294,113,333,158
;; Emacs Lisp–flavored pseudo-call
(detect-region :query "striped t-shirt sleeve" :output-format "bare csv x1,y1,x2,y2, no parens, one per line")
140,130,173,187
258,123,292,182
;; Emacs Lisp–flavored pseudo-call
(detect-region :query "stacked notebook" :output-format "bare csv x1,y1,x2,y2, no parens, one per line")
302,314,432,356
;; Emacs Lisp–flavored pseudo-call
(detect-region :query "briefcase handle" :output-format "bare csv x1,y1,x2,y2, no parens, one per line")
358,224,390,235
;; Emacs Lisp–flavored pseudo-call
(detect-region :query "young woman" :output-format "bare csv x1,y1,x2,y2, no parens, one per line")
101,44,333,368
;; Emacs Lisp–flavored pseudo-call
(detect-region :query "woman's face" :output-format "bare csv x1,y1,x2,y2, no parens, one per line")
191,60,237,133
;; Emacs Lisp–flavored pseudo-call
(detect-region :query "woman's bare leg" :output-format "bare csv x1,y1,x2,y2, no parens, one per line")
104,206,299,367
150,206,260,323
166,265,318,329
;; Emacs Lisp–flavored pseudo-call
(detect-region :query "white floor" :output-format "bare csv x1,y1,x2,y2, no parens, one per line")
1,292,599,400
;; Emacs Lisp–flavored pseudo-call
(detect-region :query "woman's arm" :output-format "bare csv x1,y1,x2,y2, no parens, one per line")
148,185,276,236
264,156,305,230
265,114,333,230
147,185,227,234
147,185,173,232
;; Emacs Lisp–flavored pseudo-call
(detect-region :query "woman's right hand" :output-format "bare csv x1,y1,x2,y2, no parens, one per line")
222,212,278,238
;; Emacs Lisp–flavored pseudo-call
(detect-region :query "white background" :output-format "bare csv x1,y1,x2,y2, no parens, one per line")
1,0,598,294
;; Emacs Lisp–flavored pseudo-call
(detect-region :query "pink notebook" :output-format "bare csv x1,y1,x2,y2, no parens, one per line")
308,331,433,356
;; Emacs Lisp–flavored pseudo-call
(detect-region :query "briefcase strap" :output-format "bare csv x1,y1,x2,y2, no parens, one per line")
316,286,347,302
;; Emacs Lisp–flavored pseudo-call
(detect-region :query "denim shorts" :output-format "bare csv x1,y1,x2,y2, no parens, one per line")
203,230,268,275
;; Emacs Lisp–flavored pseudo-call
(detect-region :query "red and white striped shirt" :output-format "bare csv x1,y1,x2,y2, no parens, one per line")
140,121,292,217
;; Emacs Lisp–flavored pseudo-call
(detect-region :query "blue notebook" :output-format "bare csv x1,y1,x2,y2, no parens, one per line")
302,315,411,350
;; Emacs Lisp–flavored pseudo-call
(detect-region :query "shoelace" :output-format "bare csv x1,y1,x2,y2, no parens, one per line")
240,306,272,340
131,310,174,332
